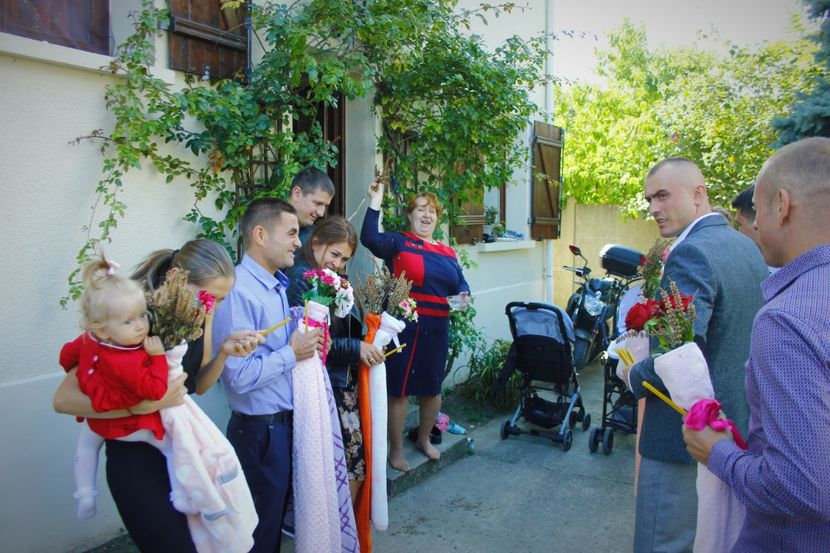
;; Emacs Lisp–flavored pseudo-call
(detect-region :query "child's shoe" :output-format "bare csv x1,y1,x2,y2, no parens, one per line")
74,487,98,519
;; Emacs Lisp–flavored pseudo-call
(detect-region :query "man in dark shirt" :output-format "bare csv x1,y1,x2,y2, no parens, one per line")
287,167,334,247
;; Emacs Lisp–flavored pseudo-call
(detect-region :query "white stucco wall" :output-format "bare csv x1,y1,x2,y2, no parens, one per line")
0,2,556,551
0,29,235,550
451,0,551,355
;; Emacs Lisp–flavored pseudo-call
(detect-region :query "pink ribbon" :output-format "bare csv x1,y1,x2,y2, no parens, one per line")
306,318,330,365
684,399,748,450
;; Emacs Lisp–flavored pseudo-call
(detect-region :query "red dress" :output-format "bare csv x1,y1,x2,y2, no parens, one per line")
59,333,169,440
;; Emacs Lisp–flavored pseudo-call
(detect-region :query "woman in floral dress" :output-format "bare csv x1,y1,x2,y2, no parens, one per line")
286,215,384,500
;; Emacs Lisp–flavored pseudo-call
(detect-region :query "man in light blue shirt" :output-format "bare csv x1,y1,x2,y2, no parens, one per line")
213,198,323,553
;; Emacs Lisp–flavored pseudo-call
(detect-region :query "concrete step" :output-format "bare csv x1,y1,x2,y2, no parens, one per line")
387,425,471,498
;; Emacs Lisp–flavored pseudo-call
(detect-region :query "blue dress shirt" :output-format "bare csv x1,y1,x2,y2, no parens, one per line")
212,254,297,414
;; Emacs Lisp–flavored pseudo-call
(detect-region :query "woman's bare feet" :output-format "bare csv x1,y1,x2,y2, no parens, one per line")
388,448,411,472
416,440,441,462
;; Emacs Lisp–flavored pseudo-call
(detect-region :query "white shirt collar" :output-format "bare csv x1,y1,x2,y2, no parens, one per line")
669,212,721,251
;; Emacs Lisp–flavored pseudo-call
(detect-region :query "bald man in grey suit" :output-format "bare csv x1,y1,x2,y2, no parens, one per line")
620,158,769,552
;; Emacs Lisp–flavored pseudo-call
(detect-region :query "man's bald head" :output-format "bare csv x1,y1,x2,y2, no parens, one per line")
644,157,710,237
753,137,830,267
756,137,830,219
647,158,706,190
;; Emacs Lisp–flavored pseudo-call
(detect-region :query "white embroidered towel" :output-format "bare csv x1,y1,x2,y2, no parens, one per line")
368,312,406,531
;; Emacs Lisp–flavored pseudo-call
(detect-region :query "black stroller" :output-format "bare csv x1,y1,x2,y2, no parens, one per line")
588,355,638,454
498,302,590,451
587,245,644,454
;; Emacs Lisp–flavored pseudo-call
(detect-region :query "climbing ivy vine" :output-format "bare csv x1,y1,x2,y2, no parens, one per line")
64,0,550,305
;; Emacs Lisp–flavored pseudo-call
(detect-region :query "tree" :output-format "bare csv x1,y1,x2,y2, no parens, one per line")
555,19,822,213
774,0,830,144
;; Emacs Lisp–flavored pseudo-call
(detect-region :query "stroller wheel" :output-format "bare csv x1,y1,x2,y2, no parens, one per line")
561,428,573,451
568,410,578,429
588,427,599,453
602,427,615,454
500,421,511,440
582,413,592,431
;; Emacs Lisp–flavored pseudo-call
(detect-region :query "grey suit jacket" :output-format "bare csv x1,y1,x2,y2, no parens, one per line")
628,215,768,464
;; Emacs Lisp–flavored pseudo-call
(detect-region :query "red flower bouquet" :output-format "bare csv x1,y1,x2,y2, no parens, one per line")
645,282,696,354
624,299,658,332
624,238,672,334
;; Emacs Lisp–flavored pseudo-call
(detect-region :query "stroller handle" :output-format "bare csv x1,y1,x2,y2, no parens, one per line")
504,301,560,316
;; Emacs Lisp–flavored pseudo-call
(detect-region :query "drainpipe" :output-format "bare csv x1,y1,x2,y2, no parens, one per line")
245,0,253,83
544,0,555,304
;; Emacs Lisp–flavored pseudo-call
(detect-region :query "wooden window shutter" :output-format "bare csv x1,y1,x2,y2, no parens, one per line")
168,0,247,80
530,121,563,240
293,93,346,216
450,190,484,245
0,0,109,55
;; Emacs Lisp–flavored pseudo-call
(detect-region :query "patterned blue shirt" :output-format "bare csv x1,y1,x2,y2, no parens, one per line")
212,254,297,414
708,244,830,551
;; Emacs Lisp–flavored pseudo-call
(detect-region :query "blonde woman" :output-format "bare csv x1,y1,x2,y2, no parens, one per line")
53,240,263,551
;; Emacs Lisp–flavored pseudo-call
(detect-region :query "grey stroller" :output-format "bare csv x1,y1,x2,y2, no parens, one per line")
497,302,590,451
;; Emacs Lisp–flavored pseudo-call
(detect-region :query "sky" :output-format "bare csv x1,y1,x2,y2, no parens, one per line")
552,0,809,85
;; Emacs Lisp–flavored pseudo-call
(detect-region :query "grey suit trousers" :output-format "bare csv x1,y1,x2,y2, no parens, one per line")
633,458,697,553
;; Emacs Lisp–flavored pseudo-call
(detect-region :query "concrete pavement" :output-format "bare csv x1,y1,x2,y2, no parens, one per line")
369,361,637,553
88,360,638,553
281,361,638,553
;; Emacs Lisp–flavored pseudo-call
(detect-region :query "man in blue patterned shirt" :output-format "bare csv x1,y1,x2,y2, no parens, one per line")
684,137,830,551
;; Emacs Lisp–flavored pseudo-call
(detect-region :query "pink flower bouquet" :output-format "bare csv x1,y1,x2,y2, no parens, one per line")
301,268,355,318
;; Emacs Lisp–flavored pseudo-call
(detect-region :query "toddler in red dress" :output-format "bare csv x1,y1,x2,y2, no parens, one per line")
60,256,184,519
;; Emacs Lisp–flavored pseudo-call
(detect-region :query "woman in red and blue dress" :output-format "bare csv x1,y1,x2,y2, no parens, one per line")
361,180,470,472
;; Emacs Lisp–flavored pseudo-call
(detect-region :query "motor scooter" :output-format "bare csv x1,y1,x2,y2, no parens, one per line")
563,244,642,369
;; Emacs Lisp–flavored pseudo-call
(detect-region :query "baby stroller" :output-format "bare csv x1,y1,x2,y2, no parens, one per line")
497,302,590,451
587,245,644,454
589,355,638,454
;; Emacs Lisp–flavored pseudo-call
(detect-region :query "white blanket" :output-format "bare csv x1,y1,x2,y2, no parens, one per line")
653,342,745,553
163,344,257,553
368,312,406,531
292,301,358,553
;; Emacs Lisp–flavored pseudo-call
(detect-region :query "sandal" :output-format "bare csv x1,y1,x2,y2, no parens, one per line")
406,425,442,445
447,421,467,435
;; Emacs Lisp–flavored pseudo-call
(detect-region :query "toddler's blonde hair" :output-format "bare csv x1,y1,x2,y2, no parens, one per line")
80,253,145,331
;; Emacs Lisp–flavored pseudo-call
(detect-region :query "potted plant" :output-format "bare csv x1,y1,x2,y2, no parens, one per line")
483,206,500,242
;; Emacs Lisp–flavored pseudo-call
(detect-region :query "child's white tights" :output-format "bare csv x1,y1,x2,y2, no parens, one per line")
73,425,195,519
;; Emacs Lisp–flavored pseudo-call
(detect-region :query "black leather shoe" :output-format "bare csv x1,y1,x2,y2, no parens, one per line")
407,425,442,445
